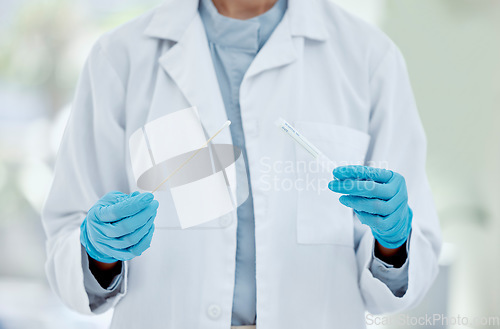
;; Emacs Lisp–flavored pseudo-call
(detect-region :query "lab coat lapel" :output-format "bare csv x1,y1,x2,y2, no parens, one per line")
244,13,298,80
243,0,329,80
158,14,231,144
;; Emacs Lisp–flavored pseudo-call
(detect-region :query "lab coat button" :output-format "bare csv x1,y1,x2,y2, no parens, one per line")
251,120,260,132
207,304,222,319
244,120,259,134
219,216,232,227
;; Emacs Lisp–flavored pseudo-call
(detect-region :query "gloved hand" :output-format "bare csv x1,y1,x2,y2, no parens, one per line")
328,165,412,249
80,191,159,263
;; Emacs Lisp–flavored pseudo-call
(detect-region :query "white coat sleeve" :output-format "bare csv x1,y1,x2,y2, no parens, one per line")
41,38,130,315
354,42,442,314
370,238,410,298
81,246,127,313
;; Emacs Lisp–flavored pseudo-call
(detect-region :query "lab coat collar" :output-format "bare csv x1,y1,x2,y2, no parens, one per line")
144,0,328,42
157,14,231,142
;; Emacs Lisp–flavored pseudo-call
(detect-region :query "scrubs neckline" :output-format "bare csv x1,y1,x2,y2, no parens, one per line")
199,0,287,51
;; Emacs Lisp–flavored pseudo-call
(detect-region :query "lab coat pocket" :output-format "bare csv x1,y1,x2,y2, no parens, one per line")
294,121,371,246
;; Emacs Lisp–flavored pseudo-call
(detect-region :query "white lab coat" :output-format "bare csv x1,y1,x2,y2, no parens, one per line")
42,0,442,328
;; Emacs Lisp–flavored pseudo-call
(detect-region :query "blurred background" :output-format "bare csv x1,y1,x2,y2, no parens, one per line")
0,0,498,328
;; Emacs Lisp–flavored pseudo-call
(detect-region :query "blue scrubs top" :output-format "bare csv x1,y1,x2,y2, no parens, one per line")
199,0,287,325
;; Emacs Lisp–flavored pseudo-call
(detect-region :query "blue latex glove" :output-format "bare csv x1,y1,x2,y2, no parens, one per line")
80,191,159,263
328,165,412,249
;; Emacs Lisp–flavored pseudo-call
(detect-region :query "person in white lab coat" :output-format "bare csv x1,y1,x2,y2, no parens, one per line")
42,0,442,328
